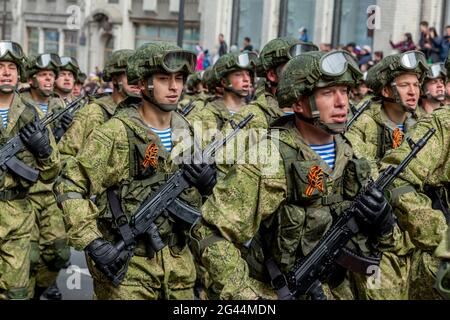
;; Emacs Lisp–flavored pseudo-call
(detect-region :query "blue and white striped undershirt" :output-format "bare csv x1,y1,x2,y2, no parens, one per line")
396,124,405,132
150,127,173,152
310,142,336,170
229,110,236,116
38,103,49,115
0,108,8,128
284,111,295,115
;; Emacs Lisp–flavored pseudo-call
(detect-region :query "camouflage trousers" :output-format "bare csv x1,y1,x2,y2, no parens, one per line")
28,188,70,299
408,250,442,300
351,251,411,300
87,245,196,300
0,198,34,300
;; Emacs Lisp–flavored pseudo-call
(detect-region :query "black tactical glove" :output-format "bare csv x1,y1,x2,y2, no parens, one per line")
59,112,74,132
353,185,395,237
19,121,53,159
53,112,74,142
85,238,129,281
183,163,217,196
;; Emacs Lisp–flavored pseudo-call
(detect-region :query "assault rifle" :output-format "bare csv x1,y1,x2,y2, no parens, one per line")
270,128,436,300
346,99,371,130
179,100,196,117
0,95,86,182
105,114,255,286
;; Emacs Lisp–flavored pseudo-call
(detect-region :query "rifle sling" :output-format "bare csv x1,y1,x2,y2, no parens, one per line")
107,189,135,247
265,258,293,300
335,246,381,275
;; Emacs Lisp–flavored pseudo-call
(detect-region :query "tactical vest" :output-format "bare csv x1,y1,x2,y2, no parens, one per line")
206,99,232,131
243,118,372,282
0,97,40,196
90,94,117,123
95,106,198,257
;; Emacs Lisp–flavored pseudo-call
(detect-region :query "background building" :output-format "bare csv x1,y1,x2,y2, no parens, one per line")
2,0,450,73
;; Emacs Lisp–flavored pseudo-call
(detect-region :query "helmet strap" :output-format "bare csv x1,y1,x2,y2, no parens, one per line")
142,77,177,112
223,78,248,98
31,76,52,98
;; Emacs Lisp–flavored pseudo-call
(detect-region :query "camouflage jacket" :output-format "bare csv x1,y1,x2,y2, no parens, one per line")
0,92,60,191
56,104,200,251
380,107,450,252
346,101,420,165
193,118,402,299
58,94,118,159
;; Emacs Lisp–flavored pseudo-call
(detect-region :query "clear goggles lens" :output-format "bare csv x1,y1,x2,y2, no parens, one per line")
320,51,359,76
429,63,446,78
237,52,258,68
60,56,79,68
400,51,426,69
0,41,24,60
36,53,61,68
162,51,197,73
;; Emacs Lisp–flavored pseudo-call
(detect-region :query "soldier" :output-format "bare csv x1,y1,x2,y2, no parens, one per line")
54,56,79,104
345,50,430,300
214,38,318,175
58,49,140,160
0,40,60,300
73,71,87,98
379,106,450,299
187,52,257,146
190,51,395,300
177,71,209,117
54,42,216,300
20,53,70,300
420,62,447,114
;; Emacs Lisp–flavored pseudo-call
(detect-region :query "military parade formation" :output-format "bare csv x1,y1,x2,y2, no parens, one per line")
0,36,449,301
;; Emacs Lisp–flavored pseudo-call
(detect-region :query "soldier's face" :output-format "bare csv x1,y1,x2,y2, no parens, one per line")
116,73,141,96
446,81,450,98
425,78,446,101
149,72,184,105
313,85,349,125
390,73,420,109
55,70,75,91
0,61,19,92
73,83,83,97
30,70,55,94
225,70,251,95
294,85,349,126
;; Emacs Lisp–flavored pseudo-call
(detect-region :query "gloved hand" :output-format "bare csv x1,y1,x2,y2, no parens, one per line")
183,163,217,196
59,112,74,132
353,185,395,237
85,238,129,281
20,121,53,159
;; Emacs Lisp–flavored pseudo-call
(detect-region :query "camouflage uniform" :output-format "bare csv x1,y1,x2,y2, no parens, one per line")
345,51,430,299
187,53,257,147
0,42,60,299
55,42,202,300
380,107,450,299
191,51,395,300
214,38,317,175
58,50,136,160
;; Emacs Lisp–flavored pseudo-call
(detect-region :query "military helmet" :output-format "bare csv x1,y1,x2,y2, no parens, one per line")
213,52,257,83
256,37,319,77
102,49,135,82
202,66,220,94
186,71,204,93
424,62,446,82
0,40,27,82
366,50,429,94
77,71,87,84
26,53,61,78
59,56,80,80
127,42,197,83
277,50,362,108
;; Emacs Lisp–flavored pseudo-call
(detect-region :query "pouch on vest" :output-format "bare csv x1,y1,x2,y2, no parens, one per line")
291,161,328,203
343,158,371,199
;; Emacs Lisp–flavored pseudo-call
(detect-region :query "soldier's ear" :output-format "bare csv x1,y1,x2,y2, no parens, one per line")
292,100,304,113
266,69,278,83
381,86,392,99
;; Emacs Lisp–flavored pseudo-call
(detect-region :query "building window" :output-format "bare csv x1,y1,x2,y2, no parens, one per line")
236,0,263,51
104,35,115,63
337,0,373,47
44,29,59,54
284,0,315,41
135,24,199,51
28,27,40,56
108,0,119,3
64,30,78,58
